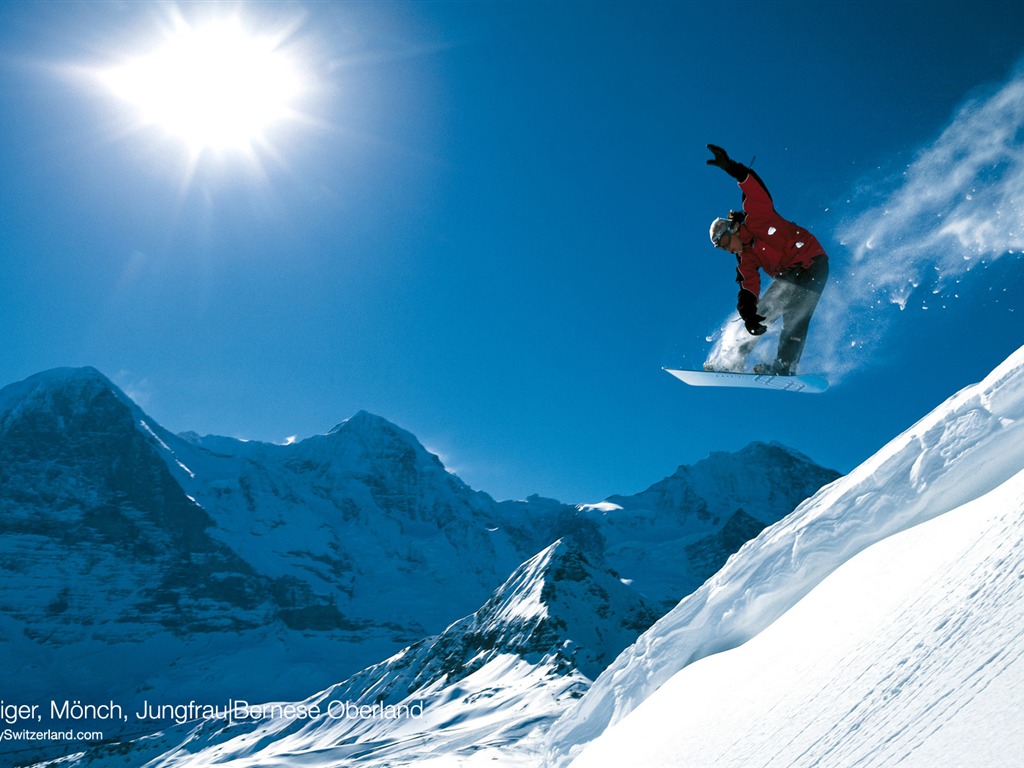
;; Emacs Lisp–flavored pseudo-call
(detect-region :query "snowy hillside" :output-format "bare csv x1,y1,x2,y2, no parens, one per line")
569,464,1024,767
548,344,1024,766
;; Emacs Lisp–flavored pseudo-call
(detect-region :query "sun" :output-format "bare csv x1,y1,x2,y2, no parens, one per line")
101,15,305,155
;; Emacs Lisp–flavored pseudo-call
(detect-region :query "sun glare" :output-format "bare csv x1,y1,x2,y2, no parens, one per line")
102,16,304,154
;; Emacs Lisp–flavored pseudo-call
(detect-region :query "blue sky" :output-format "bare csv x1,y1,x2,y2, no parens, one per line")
2,0,1024,503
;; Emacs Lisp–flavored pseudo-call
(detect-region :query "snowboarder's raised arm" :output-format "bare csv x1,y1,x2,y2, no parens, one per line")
706,144,749,181
738,173,775,218
706,144,773,202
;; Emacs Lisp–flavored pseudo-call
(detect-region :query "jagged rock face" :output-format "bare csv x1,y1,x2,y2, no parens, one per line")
404,539,660,685
684,508,768,584
576,442,842,608
0,370,266,641
313,538,657,711
172,412,527,646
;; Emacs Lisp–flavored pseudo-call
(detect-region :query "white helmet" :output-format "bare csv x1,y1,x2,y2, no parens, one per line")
709,217,737,246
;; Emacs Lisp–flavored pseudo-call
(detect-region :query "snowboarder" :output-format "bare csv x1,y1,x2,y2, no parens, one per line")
705,144,829,376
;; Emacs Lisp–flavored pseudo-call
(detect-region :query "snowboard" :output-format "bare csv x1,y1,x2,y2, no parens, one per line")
663,367,829,393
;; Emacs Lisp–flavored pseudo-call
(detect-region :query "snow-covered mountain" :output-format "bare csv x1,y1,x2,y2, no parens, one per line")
547,344,1024,767
573,441,839,609
47,539,658,768
0,366,834,765
0,368,529,718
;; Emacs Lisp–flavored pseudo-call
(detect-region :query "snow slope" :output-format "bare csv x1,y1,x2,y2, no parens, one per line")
548,343,1024,766
569,463,1024,767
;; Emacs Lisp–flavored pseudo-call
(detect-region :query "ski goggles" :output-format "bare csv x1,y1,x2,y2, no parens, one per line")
711,221,739,247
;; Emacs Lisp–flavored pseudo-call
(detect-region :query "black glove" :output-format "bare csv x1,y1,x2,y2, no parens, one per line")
706,144,749,182
706,144,731,168
745,314,768,336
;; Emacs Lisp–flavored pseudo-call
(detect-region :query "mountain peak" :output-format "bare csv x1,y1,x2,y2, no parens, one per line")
463,538,659,679
0,366,119,416
0,366,144,437
328,409,403,436
310,538,659,713
711,440,814,465
635,440,839,503
17,365,112,390
320,409,452,478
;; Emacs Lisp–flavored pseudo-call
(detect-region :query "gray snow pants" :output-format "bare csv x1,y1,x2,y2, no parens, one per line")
735,253,829,375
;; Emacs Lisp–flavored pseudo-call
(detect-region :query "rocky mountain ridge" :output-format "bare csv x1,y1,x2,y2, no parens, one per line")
58,539,658,768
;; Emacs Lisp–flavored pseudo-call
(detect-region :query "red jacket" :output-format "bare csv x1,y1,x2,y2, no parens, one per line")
734,172,825,314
